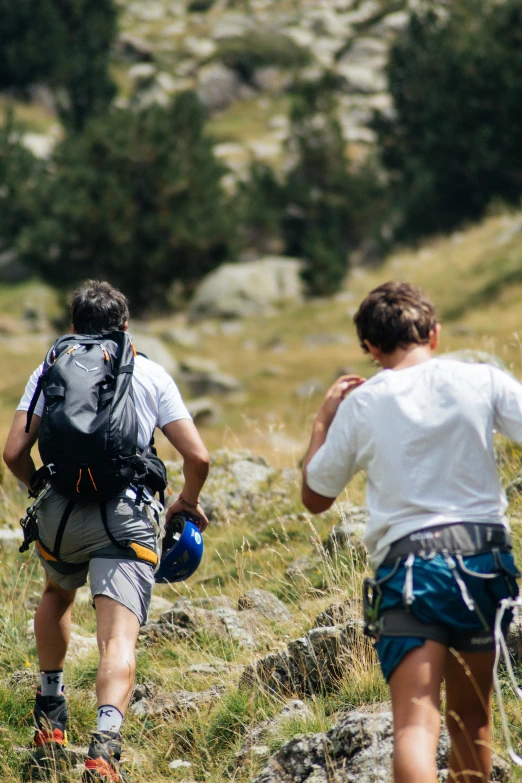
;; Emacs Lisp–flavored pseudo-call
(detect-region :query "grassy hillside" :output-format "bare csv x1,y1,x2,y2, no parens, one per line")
2,211,522,781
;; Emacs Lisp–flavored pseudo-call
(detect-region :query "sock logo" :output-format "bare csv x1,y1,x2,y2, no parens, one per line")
47,675,61,685
99,708,113,718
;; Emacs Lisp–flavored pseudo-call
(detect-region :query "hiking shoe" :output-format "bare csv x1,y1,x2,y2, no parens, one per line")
33,691,68,748
83,731,129,782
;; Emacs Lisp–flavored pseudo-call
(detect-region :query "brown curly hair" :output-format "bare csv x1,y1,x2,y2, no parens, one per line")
354,281,438,354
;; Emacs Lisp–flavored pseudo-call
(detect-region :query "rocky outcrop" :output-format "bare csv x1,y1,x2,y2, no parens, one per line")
140,596,272,649
252,710,510,782
165,449,277,520
189,257,304,320
240,620,372,698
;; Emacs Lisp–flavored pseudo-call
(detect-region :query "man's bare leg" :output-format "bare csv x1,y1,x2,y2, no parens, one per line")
94,596,140,715
34,575,76,670
445,649,494,782
389,640,447,783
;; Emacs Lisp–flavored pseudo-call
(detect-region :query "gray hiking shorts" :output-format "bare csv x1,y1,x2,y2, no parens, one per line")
36,488,161,626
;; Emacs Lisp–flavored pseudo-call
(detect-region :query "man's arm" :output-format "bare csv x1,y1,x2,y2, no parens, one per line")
162,419,210,531
3,410,40,488
302,375,365,514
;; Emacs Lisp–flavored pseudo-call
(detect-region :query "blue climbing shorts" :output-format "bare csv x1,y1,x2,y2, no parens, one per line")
374,551,520,682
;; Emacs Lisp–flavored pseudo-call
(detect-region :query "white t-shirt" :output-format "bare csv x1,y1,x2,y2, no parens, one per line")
306,359,522,568
17,354,191,450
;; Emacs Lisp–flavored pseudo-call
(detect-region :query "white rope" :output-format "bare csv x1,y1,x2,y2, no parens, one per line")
493,597,522,765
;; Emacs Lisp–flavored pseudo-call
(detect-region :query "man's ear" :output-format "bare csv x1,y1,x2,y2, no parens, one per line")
364,340,382,362
429,323,441,350
122,321,129,332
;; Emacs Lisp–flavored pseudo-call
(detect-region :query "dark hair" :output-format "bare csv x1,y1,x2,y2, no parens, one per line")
354,281,438,354
70,280,130,334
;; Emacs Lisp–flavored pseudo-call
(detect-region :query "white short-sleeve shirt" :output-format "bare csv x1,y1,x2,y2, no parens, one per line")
306,359,522,568
17,354,191,451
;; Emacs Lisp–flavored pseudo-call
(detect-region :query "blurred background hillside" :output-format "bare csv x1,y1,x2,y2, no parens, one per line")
2,0,522,462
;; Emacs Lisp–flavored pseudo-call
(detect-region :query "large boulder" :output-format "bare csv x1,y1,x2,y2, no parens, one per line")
165,449,277,520
252,710,510,782
189,257,304,320
130,332,178,376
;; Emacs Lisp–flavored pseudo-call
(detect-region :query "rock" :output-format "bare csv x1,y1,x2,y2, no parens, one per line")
127,1,164,22
189,257,304,320
22,133,56,159
326,507,369,557
228,459,273,493
252,710,510,782
0,526,23,542
212,12,253,39
141,597,268,649
6,670,40,690
241,620,370,698
197,64,241,111
238,589,294,623
236,700,313,761
253,67,292,93
149,595,174,617
294,380,326,399
192,595,236,610
115,32,154,62
169,759,193,770
130,333,178,376
184,36,217,60
304,333,350,347
0,316,23,336
180,356,220,374
156,71,178,93
282,27,315,49
185,397,220,424
312,600,355,629
0,249,31,282
162,326,200,348
130,686,224,717
167,449,278,520
440,350,507,371
285,557,324,590
184,370,243,397
128,62,157,86
130,681,157,705
337,61,387,94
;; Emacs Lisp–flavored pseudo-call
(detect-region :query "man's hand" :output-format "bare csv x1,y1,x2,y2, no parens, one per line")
166,497,209,533
316,375,366,425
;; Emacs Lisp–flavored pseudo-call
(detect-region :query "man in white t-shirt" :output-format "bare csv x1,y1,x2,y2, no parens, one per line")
3,280,210,782
302,281,521,783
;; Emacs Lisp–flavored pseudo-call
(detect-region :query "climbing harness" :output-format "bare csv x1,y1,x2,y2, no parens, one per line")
362,522,513,640
19,486,165,573
362,521,522,765
19,483,53,553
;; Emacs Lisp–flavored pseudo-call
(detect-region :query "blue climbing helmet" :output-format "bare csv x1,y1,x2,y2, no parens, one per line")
155,512,204,584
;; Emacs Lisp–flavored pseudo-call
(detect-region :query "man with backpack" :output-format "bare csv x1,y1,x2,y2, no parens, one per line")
3,280,210,782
